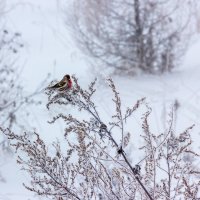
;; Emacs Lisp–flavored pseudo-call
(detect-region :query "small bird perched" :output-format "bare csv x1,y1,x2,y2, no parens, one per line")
49,74,72,91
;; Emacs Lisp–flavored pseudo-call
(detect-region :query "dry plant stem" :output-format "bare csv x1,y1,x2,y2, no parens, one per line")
166,147,171,199
42,166,81,200
90,79,153,199
142,107,156,198
80,90,153,199
172,169,185,200
121,152,154,200
137,108,174,166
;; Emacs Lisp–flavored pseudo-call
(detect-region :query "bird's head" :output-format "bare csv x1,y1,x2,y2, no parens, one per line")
64,74,71,80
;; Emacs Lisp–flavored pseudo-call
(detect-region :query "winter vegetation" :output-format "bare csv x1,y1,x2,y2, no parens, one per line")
0,28,49,193
1,76,200,199
0,29,24,129
0,28,47,150
67,0,199,75
1,0,200,200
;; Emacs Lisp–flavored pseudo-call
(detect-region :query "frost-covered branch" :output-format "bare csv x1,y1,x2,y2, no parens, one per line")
1,76,200,199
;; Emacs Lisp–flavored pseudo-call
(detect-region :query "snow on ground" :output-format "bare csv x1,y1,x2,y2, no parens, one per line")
1,0,200,199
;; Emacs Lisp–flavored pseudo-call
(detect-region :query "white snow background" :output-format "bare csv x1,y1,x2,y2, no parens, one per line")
0,0,200,199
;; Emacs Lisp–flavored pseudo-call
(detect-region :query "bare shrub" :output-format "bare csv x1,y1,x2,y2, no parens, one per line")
66,0,197,75
0,29,27,128
0,1,46,184
1,76,200,199
0,29,47,154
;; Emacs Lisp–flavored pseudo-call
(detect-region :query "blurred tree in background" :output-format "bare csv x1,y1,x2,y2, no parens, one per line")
0,30,25,130
0,28,45,156
0,1,46,155
67,0,198,75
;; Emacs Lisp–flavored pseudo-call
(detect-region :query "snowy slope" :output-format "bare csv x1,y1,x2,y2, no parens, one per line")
1,0,200,200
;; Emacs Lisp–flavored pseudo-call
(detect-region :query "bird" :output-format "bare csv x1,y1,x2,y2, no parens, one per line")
49,74,72,91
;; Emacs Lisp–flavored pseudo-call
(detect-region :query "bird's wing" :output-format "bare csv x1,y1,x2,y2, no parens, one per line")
58,82,68,90
57,81,66,87
50,80,66,88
